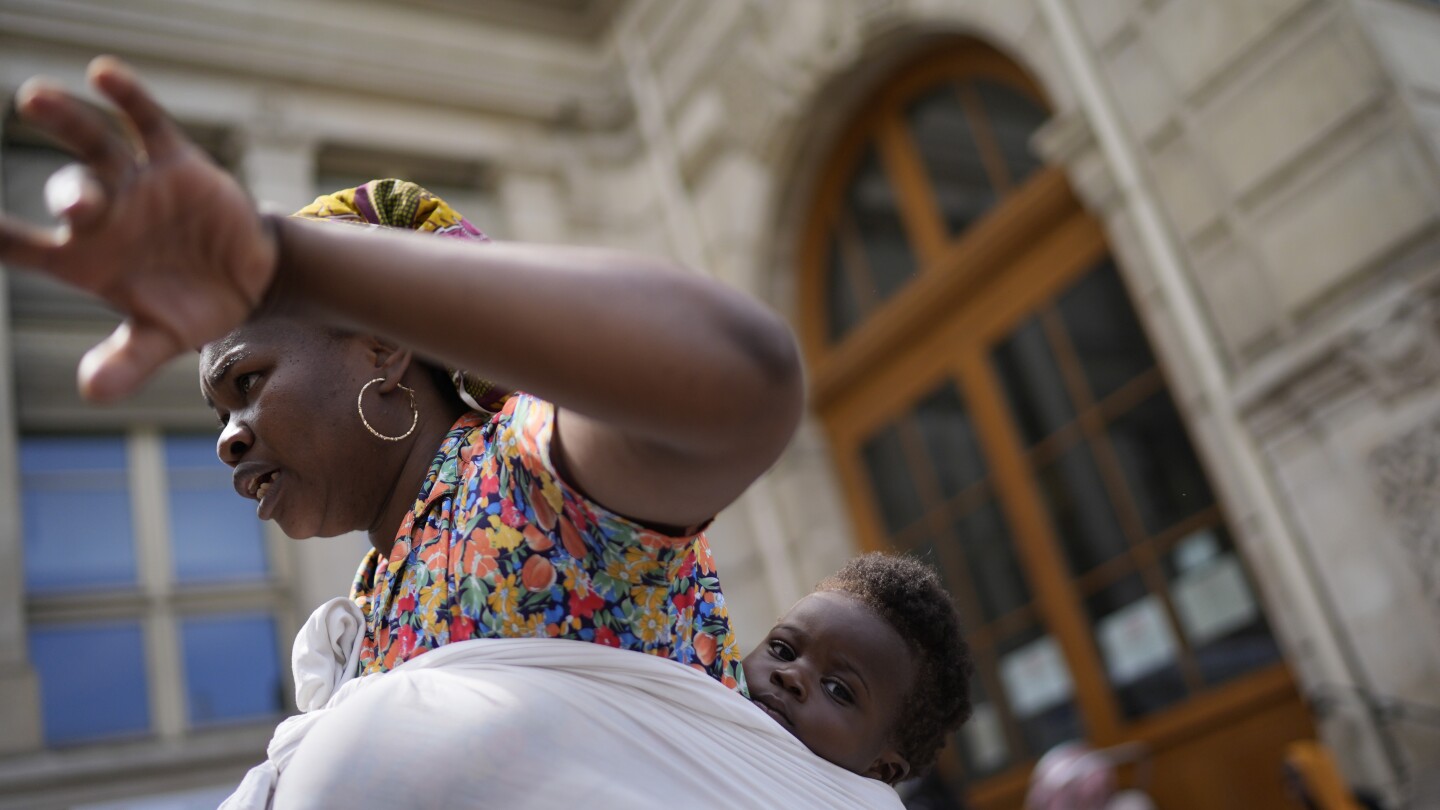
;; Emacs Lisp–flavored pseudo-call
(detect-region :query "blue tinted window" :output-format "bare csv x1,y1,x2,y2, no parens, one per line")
29,622,150,744
166,436,268,582
20,435,128,471
20,436,137,593
180,613,284,726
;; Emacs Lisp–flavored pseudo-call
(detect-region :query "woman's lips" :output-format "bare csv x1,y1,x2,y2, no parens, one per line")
256,471,280,520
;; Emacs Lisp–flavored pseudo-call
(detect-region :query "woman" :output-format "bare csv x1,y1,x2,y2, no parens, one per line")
1,57,802,688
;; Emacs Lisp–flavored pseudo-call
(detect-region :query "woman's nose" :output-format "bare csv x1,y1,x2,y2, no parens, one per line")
771,665,808,701
217,419,254,466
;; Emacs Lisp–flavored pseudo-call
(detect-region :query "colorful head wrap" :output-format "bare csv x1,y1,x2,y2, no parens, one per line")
293,179,512,414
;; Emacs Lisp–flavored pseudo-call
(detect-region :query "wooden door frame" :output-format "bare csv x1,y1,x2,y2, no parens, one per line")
798,38,1310,804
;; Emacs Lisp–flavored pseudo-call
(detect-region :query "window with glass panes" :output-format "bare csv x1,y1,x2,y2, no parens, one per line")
799,41,1309,807
20,433,288,745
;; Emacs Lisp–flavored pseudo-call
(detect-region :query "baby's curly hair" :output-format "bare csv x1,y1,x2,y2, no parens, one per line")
817,552,973,777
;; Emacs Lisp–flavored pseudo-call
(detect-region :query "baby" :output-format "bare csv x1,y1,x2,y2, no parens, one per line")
743,553,974,786
228,551,968,808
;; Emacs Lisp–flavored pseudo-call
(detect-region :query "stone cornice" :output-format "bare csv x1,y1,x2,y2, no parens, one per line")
0,0,633,128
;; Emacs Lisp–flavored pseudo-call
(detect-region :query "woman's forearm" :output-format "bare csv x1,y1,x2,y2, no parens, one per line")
269,215,804,461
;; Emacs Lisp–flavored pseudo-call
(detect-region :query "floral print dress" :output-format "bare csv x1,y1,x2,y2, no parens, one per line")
350,394,746,692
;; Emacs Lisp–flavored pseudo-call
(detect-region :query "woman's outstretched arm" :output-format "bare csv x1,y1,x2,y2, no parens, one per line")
0,57,803,528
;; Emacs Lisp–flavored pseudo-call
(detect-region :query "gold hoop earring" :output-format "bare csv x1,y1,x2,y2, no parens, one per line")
358,378,418,441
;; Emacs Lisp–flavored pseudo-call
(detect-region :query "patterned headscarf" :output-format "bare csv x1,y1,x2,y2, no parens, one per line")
293,179,512,414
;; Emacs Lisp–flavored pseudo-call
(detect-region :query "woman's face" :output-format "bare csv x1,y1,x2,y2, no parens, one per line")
199,319,398,539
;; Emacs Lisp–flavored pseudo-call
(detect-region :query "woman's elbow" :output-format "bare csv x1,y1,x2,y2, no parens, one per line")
725,304,806,447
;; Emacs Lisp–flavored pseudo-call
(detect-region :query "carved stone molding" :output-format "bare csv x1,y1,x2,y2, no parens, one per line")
0,0,626,127
1237,263,1440,440
1032,109,1121,213
1344,298,1440,400
1369,414,1440,603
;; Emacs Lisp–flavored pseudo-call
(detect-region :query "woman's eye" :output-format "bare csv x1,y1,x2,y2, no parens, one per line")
824,679,855,705
768,640,795,661
236,372,259,395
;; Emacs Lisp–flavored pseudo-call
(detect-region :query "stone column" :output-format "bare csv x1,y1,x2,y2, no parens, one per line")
238,127,318,215
495,168,567,244
0,264,43,755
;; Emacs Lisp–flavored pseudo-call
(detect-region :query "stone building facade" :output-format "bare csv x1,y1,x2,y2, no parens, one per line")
1,0,1438,807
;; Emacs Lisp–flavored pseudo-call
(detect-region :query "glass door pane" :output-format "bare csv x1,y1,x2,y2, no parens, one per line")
995,627,1084,754
982,256,1287,727
1164,528,1282,686
905,82,997,235
953,499,1029,623
860,423,927,536
1106,391,1216,535
971,79,1048,188
1087,574,1187,718
958,679,1013,779
1054,259,1154,400
1035,442,1129,576
846,145,918,303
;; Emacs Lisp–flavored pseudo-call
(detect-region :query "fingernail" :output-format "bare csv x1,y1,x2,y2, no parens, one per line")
15,77,61,110
44,165,98,219
89,55,131,84
78,329,125,403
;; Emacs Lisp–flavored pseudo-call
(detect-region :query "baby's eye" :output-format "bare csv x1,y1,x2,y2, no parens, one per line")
824,679,855,705
768,640,795,662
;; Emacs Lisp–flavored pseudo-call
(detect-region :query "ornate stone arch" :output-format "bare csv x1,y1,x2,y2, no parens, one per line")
751,5,1079,322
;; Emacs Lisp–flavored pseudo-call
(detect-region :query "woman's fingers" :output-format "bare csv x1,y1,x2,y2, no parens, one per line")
0,215,59,271
44,164,110,231
88,56,185,162
78,319,184,403
15,77,135,188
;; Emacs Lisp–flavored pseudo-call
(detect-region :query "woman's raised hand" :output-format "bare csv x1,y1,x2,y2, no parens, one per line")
0,56,277,402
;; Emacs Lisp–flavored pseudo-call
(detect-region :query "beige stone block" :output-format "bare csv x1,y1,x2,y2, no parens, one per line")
1151,136,1221,238
0,665,41,754
291,530,373,616
974,0,1041,45
1363,0,1440,98
1206,26,1380,197
674,89,728,175
1148,0,1308,96
1104,37,1175,142
694,152,770,247
496,171,567,244
1191,242,1280,360
1018,15,1076,112
1076,0,1142,47
1258,134,1436,315
703,510,774,645
1417,100,1440,168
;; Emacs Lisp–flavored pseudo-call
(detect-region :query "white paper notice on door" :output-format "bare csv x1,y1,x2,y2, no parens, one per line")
998,635,1073,719
1096,594,1179,686
1172,554,1257,646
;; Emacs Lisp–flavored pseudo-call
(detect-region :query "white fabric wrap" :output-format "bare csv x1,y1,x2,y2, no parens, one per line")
223,603,901,810
292,596,366,712
221,597,366,810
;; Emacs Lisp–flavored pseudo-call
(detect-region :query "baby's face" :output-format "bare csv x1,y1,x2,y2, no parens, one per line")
741,591,915,784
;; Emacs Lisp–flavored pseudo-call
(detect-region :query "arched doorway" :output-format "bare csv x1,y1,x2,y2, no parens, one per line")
797,40,1314,809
